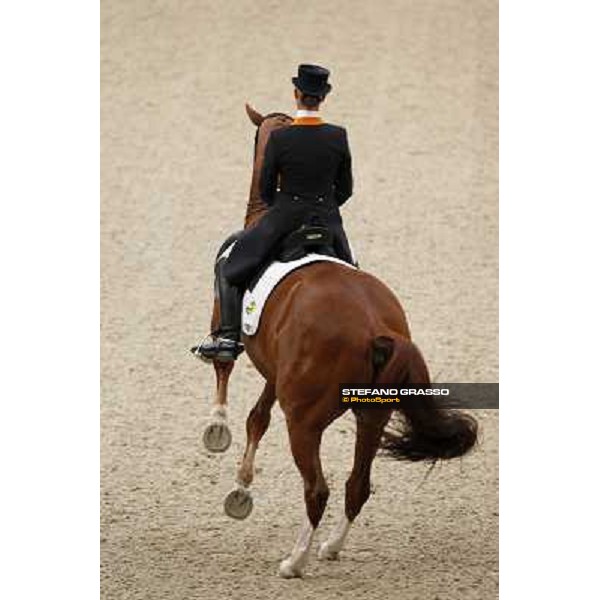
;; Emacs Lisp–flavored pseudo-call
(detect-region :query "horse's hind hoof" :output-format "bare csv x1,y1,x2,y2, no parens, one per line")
278,557,304,578
203,421,232,453
224,486,253,520
317,542,340,561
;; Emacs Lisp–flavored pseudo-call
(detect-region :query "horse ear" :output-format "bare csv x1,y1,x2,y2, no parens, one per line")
245,103,264,126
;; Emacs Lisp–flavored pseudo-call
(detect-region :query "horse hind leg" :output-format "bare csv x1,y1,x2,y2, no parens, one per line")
318,409,391,561
202,359,234,453
279,421,329,578
223,382,276,520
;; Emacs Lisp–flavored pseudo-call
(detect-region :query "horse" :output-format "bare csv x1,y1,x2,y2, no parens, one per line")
201,104,478,578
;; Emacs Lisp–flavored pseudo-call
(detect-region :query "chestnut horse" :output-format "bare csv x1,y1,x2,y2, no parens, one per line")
203,104,478,578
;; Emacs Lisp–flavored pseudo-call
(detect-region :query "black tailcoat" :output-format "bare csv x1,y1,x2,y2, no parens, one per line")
260,122,353,206
222,120,354,287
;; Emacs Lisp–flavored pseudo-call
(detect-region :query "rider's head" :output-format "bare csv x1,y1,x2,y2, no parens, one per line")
294,89,325,110
292,64,332,111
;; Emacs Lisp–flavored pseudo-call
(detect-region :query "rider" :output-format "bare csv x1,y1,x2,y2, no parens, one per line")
192,64,355,362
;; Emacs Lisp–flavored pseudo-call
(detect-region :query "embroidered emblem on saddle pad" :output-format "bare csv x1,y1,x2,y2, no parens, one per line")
245,300,258,315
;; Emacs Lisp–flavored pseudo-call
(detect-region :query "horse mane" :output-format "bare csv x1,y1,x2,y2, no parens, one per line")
246,112,292,227
252,112,291,159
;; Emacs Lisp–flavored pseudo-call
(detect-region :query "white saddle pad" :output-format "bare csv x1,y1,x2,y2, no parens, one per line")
242,254,355,336
217,241,356,336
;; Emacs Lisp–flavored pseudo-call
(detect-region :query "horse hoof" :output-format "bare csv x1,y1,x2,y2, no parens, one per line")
278,557,303,579
224,486,253,520
317,543,340,561
203,421,232,453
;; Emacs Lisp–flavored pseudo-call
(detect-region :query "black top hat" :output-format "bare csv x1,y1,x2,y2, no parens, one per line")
292,64,332,98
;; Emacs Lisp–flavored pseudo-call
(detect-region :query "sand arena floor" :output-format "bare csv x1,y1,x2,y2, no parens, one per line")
101,1,498,598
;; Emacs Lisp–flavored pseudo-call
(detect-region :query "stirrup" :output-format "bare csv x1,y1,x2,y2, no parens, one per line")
190,333,244,363
190,333,215,363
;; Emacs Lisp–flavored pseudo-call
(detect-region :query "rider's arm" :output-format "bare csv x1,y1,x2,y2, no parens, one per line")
260,134,279,206
334,129,353,206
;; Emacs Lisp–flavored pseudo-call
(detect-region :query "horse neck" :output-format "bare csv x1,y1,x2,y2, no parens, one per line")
243,156,268,228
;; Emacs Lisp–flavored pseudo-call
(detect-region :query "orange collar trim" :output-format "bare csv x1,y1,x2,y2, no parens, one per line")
292,116,324,126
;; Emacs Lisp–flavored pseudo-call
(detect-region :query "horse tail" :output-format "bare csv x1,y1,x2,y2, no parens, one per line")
371,336,478,462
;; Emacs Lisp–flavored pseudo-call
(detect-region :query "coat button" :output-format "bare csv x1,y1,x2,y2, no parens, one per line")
293,195,299,201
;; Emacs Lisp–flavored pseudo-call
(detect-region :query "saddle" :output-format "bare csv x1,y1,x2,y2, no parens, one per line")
277,224,335,262
242,224,335,290
210,224,357,338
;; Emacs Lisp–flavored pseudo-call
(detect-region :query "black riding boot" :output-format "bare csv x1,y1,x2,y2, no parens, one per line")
191,258,245,362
